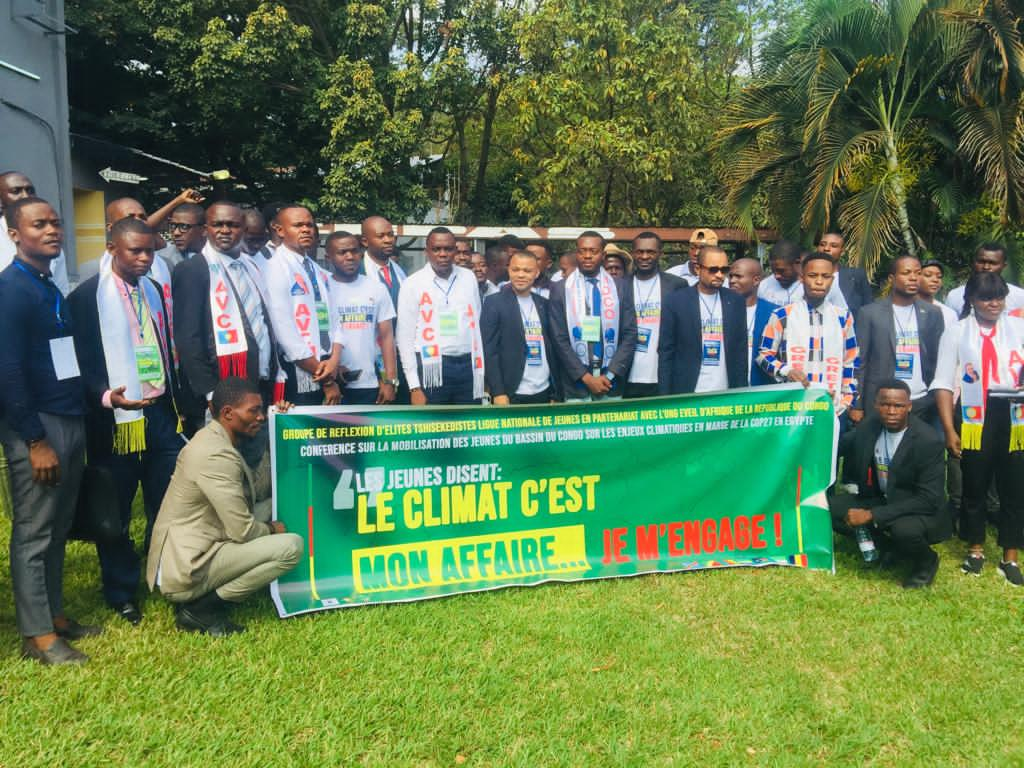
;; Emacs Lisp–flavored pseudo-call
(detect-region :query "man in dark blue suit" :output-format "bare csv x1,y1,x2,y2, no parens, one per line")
818,230,874,319
729,256,779,386
481,250,562,404
658,247,748,394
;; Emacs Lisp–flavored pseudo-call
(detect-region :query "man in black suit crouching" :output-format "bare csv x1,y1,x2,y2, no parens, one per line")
481,249,562,404
831,379,950,588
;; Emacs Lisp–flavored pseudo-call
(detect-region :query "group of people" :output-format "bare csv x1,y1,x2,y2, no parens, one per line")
1,166,1022,665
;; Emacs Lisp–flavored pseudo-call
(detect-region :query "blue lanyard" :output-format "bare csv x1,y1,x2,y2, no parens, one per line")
893,304,915,340
302,258,323,302
699,292,720,327
121,280,147,341
432,273,457,304
14,260,64,330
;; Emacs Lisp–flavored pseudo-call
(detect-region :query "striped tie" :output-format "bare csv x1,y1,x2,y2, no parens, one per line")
228,260,269,362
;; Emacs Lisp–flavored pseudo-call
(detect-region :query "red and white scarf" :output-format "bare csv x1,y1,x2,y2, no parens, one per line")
203,243,249,379
958,312,1024,450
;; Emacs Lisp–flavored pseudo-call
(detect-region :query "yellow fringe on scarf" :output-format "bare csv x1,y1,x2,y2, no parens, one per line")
1011,424,1024,453
961,422,983,452
113,419,147,455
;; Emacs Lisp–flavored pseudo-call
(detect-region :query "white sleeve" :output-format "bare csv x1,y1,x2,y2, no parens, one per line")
944,286,964,316
396,277,421,390
263,257,313,361
376,282,396,323
929,322,961,393
53,250,70,296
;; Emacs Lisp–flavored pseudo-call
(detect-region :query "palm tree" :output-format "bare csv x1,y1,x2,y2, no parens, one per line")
946,0,1024,229
715,0,968,275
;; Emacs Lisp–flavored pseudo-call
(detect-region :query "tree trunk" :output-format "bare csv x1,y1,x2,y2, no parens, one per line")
599,169,614,226
468,81,500,220
884,133,917,257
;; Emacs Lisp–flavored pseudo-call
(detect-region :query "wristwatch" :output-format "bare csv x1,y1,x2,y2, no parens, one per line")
384,378,400,387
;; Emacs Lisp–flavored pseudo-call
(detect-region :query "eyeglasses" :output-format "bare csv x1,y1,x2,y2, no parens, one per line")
701,265,730,274
168,222,200,232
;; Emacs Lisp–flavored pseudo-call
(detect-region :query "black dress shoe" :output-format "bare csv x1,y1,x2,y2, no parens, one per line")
902,552,940,589
55,619,103,641
115,602,143,625
175,606,245,637
21,637,88,665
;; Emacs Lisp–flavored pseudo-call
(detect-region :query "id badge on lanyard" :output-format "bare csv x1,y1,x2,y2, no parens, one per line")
637,326,652,353
702,339,722,366
440,310,459,338
135,345,164,383
581,316,601,342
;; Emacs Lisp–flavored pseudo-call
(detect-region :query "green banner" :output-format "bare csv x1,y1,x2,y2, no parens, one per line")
270,384,836,617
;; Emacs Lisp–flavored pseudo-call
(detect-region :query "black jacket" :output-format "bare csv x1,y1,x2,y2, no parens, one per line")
481,287,562,401
658,285,748,394
838,266,874,319
68,274,180,458
854,297,945,411
171,254,278,416
548,274,638,398
839,414,950,539
626,271,687,385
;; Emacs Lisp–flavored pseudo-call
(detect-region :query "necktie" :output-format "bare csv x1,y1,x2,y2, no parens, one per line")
228,260,269,370
981,327,999,397
379,262,400,308
587,277,603,367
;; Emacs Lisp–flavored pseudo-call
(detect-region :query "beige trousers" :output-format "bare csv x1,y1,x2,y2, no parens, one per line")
164,532,303,603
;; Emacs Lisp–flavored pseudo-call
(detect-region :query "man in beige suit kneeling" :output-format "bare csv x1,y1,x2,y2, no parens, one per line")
147,377,303,636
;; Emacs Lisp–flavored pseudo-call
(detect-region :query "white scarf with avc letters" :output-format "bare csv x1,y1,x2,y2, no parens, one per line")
415,273,485,398
565,268,619,370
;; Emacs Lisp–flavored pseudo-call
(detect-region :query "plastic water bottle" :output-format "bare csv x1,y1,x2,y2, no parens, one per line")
855,526,878,562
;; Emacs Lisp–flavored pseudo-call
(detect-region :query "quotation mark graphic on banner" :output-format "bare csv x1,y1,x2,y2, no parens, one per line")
334,467,387,510
333,469,355,511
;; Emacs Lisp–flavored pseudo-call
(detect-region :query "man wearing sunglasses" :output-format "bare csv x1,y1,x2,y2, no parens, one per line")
658,246,748,394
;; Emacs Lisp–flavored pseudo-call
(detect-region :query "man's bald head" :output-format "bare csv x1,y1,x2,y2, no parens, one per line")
732,256,762,276
0,172,36,212
361,215,397,262
105,197,147,228
728,255,764,302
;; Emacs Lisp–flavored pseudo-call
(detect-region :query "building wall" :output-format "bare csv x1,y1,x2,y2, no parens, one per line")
0,0,75,269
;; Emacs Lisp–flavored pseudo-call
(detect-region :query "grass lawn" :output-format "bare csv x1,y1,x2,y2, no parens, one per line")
0,506,1021,767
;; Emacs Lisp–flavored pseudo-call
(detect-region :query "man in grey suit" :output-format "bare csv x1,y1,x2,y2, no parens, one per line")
849,255,945,429
147,377,303,636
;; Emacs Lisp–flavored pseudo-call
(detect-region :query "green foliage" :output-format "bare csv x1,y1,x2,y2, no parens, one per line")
68,0,761,225
503,0,734,226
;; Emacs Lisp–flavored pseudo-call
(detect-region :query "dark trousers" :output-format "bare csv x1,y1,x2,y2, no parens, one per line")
829,495,936,565
510,388,551,405
92,400,184,607
624,382,659,399
0,413,85,637
418,354,479,405
342,387,378,405
959,398,1024,549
